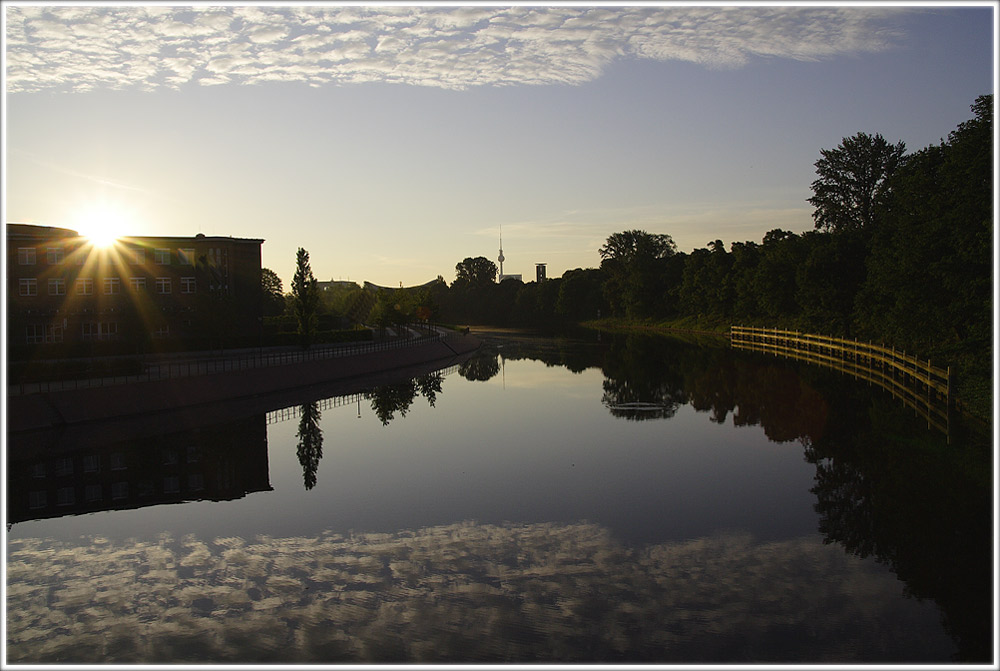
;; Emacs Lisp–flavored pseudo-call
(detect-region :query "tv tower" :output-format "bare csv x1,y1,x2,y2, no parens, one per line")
498,225,505,279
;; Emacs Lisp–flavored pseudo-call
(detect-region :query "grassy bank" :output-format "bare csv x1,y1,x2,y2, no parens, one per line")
580,316,731,338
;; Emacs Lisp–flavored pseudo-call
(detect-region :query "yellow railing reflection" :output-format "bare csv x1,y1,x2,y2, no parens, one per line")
730,326,950,437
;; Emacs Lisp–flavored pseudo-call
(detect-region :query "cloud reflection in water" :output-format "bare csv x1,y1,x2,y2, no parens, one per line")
6,520,951,664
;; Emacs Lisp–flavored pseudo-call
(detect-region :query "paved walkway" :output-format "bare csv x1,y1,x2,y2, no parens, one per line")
8,325,448,396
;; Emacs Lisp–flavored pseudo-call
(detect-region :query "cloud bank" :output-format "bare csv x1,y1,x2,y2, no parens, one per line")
5,5,903,93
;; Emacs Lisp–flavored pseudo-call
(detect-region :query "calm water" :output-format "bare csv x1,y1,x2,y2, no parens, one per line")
6,331,993,663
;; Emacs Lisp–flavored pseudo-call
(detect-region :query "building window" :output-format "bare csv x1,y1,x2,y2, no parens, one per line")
25,325,45,345
99,322,118,341
32,463,46,478
17,248,36,265
156,277,171,294
129,277,146,291
75,278,94,295
129,248,145,265
85,484,103,503
48,278,66,296
54,457,73,476
46,247,64,265
137,480,155,497
82,323,96,341
110,453,127,471
179,248,195,265
103,277,121,295
163,476,180,494
162,449,179,466
18,278,37,296
111,482,128,500
28,491,47,509
155,248,170,265
153,325,170,338
181,276,196,294
83,455,100,473
56,487,75,506
188,473,205,491
46,325,64,344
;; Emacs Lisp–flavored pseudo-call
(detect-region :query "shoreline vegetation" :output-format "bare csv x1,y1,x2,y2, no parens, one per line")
9,99,991,427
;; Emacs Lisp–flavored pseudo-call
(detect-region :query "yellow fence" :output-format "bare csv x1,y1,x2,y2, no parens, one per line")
730,326,951,436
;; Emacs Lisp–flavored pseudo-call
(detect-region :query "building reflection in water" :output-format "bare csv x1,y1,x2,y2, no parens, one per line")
7,414,272,526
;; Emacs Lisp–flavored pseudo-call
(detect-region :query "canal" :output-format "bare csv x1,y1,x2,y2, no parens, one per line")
5,330,993,663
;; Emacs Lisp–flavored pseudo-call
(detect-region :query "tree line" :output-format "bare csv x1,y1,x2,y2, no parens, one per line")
267,95,991,403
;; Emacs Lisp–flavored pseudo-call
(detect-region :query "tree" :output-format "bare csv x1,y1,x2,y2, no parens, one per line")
598,230,677,318
598,229,676,263
261,268,285,317
808,132,906,232
854,95,992,366
291,248,320,348
454,256,498,289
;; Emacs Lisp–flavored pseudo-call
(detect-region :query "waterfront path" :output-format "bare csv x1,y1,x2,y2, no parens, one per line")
8,327,482,431
9,326,450,397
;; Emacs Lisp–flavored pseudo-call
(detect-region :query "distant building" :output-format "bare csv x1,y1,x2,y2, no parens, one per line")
536,263,547,282
6,223,263,352
498,273,522,282
317,280,359,292
362,278,444,293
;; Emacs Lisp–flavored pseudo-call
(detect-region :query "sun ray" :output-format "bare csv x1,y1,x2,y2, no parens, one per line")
70,202,134,248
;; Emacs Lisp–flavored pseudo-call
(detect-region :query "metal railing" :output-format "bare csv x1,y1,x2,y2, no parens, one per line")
263,362,464,425
730,325,951,436
10,326,450,397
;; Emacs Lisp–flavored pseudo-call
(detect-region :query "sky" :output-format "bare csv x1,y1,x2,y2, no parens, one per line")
3,2,996,289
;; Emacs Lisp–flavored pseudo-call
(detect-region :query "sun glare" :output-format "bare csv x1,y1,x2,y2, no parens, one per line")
73,205,132,248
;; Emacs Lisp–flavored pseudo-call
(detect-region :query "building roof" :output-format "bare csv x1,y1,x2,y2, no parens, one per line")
6,223,263,245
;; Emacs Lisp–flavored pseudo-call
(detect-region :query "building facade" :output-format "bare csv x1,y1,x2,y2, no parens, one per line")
7,223,264,354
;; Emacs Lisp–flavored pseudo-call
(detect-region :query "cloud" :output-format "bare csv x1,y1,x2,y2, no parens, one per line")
4,6,904,93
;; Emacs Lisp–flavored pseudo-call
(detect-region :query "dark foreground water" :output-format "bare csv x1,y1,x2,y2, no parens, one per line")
6,331,994,664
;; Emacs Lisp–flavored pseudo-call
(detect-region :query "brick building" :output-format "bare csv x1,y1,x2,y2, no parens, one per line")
7,223,264,354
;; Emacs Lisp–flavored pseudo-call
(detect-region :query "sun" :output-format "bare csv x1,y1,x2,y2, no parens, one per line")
72,204,132,248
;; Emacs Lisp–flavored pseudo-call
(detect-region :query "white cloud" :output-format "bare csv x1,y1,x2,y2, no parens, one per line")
5,6,904,94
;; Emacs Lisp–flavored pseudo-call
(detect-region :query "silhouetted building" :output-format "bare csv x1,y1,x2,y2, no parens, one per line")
536,263,547,282
7,223,263,353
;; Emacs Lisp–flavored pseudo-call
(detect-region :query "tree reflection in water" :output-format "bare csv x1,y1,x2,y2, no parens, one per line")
594,332,992,662
472,331,989,662
365,373,445,426
458,353,500,381
296,402,323,490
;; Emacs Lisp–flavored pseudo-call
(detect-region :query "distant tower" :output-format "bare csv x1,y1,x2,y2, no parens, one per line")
536,263,547,282
498,225,505,280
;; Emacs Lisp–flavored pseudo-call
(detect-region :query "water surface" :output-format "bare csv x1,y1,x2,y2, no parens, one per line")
6,332,993,663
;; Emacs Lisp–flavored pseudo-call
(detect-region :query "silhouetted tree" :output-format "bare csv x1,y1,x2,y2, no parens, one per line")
854,94,992,380
261,268,285,317
599,230,677,318
808,132,906,232
454,256,498,289
291,248,320,348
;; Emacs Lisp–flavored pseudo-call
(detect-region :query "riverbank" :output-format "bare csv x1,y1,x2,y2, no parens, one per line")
514,317,990,425
8,332,482,432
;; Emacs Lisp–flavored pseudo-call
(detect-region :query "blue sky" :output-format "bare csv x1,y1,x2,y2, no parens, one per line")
3,3,995,288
